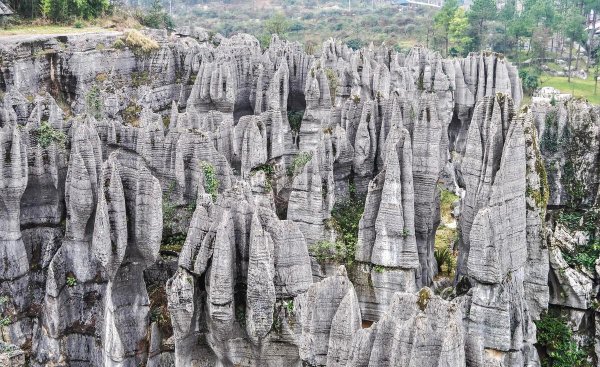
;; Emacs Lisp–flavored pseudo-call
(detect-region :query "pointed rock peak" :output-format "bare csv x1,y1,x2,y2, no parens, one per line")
336,265,348,278
390,96,403,130
139,106,164,132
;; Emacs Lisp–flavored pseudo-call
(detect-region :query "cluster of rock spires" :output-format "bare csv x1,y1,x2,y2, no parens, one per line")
0,27,597,367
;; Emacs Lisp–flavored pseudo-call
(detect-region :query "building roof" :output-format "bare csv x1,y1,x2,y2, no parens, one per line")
0,1,13,15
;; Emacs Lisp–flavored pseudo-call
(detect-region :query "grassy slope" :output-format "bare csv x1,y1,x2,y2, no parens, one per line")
0,25,107,36
540,74,600,105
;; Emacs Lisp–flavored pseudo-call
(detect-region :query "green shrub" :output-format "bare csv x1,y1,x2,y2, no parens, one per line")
563,244,600,271
324,68,338,104
373,265,385,273
287,151,312,177
66,275,77,287
557,208,600,272
138,0,175,30
309,193,365,266
329,194,365,264
35,122,66,149
74,20,84,28
161,181,188,253
283,299,294,313
535,312,591,367
161,233,186,252
519,68,541,96
113,39,126,50
434,247,454,275
346,38,364,50
85,85,102,119
0,316,11,327
201,161,219,201
251,163,276,191
251,163,275,177
440,188,459,222
309,240,348,263
287,110,304,133
541,110,559,153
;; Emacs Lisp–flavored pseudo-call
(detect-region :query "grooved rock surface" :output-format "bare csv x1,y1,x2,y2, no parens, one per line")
0,29,568,367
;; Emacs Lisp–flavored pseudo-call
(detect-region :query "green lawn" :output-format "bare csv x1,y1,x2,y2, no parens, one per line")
0,25,107,36
540,74,600,105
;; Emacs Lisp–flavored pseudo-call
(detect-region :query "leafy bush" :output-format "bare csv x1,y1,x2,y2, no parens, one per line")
557,208,600,271
161,233,186,252
161,181,188,252
264,12,290,36
373,265,385,273
541,110,559,153
66,275,77,287
434,247,454,275
559,208,599,237
563,243,600,271
346,38,364,50
0,316,11,327
283,300,294,313
251,162,276,191
138,0,175,30
519,68,541,96
287,110,304,133
113,39,125,49
287,151,312,177
329,194,365,263
324,68,338,104
440,188,458,222
35,122,66,149
535,312,591,367
309,240,350,263
85,85,102,119
201,161,219,201
308,193,365,266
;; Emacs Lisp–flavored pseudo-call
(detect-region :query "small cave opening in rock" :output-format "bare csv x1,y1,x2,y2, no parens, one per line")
447,109,463,155
233,93,255,124
287,90,306,113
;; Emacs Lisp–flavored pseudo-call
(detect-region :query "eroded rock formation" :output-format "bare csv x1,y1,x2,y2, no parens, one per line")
1,27,593,367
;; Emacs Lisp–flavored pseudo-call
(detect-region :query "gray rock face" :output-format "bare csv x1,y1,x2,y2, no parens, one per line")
347,288,465,367
533,99,600,207
456,95,546,367
0,30,557,367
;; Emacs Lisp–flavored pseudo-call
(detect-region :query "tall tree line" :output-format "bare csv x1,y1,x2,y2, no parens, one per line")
6,0,109,20
434,0,599,70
